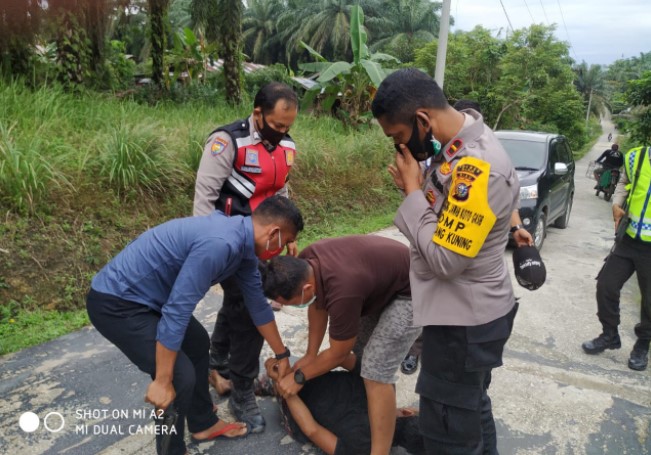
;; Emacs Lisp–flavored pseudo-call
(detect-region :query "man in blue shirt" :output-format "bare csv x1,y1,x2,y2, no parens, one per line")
86,196,304,455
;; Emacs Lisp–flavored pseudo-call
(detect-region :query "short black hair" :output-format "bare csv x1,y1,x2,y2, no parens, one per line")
453,99,482,114
261,256,310,300
253,195,304,235
254,82,299,115
371,68,449,125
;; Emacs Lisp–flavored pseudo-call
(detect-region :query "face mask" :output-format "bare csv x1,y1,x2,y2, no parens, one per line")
297,286,316,309
259,230,283,261
398,116,442,161
259,115,286,147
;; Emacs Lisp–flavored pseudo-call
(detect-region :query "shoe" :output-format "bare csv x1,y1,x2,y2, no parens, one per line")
628,339,650,371
582,329,621,354
229,386,266,433
400,354,419,375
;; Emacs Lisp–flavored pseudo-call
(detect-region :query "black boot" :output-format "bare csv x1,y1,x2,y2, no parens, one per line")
229,385,265,433
582,327,621,354
628,339,650,371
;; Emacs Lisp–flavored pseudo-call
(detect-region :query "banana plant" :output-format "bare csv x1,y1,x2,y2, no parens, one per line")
299,5,399,127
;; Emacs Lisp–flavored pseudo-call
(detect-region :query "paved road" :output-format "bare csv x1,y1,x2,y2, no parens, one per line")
1,121,650,455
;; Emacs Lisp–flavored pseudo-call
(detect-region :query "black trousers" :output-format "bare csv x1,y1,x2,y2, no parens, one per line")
597,235,651,340
210,276,264,390
417,302,518,455
87,289,218,455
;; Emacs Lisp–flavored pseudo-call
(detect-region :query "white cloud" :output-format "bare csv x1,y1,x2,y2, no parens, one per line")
449,0,651,64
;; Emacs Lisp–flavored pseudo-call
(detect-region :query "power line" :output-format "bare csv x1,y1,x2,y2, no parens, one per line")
523,0,535,22
538,0,549,24
556,0,580,61
499,0,515,32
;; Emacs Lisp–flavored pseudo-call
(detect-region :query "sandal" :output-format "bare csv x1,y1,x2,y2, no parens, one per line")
191,422,248,442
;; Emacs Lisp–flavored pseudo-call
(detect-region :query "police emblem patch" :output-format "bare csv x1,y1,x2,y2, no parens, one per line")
453,182,470,201
426,189,437,206
440,162,452,175
211,137,229,157
245,149,260,166
285,149,295,166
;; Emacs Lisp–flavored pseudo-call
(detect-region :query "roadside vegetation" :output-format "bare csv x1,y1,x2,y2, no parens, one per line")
1,0,650,354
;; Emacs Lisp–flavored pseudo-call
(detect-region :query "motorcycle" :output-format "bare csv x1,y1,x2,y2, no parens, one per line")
593,166,620,202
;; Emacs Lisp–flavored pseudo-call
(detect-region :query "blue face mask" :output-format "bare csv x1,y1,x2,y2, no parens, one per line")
297,287,316,309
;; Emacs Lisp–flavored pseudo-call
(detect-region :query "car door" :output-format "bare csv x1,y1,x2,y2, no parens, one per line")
548,138,573,220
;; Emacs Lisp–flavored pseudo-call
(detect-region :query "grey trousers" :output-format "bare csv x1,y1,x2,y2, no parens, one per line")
597,235,651,340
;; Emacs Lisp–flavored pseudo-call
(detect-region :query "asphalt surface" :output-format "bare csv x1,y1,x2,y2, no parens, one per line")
1,120,650,455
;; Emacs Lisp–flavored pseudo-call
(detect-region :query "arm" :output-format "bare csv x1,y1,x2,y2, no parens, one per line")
193,132,236,216
284,395,338,455
278,337,356,398
595,150,607,164
144,341,177,410
612,168,630,229
294,304,329,369
510,209,533,247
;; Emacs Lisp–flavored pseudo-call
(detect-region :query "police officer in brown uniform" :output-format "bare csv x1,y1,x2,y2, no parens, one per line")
372,69,519,454
193,82,299,433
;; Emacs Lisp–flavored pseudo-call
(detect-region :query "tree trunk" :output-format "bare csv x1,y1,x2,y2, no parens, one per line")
0,0,41,77
149,0,169,90
217,0,243,104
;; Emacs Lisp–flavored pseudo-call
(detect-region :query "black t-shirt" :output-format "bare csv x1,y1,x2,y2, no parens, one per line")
598,149,624,168
283,371,372,455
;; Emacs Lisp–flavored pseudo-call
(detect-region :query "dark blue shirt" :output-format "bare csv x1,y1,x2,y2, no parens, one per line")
91,212,274,351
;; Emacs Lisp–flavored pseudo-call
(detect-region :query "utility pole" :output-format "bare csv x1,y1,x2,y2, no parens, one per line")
434,0,452,88
585,88,593,129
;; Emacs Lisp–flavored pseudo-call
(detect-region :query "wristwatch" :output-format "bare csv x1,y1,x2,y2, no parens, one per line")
275,347,291,360
294,368,306,385
510,224,524,233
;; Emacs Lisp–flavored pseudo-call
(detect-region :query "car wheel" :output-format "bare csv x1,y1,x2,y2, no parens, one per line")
534,213,546,251
554,195,573,229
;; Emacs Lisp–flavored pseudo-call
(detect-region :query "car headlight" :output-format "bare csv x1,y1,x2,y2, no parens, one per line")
520,184,538,200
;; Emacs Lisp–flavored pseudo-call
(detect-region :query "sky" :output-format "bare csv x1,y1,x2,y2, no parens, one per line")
449,0,651,66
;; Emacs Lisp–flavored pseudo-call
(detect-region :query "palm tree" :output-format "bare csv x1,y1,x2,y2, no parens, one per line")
192,0,243,104
148,0,170,89
242,0,282,64
278,0,355,62
368,0,441,62
574,61,605,125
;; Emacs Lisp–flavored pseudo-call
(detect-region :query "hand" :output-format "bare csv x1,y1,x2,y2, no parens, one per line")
145,379,175,411
394,145,422,194
513,229,533,247
387,164,405,191
286,241,298,257
293,354,317,371
264,358,281,380
613,205,625,229
275,357,291,379
278,372,304,398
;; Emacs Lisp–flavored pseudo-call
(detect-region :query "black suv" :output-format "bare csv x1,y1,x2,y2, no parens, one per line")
495,131,575,250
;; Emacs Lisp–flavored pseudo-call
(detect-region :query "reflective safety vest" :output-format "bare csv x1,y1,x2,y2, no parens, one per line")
624,146,651,242
212,119,296,216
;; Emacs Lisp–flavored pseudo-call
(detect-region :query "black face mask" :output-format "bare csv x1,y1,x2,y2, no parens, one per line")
260,115,286,147
395,117,441,161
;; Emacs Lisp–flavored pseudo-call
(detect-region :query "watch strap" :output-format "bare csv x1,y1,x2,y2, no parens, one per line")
275,347,291,360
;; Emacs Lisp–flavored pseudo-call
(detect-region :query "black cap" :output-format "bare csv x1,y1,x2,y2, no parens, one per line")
513,246,546,290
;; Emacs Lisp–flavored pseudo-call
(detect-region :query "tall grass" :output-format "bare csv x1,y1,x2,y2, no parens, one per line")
0,122,68,214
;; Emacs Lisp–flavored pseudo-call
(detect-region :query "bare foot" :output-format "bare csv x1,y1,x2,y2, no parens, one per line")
209,370,232,395
192,420,247,440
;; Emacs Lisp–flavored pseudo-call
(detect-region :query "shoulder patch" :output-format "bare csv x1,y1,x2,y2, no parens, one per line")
285,149,295,166
211,137,229,157
433,156,496,258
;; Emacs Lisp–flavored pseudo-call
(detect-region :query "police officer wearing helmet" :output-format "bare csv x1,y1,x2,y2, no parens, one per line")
372,69,519,454
582,145,651,371
193,82,299,433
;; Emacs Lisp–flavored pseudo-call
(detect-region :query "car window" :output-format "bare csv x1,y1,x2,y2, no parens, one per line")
562,142,574,163
498,139,546,170
551,140,565,165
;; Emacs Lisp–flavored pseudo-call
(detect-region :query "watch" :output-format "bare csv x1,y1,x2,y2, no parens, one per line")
510,224,523,233
275,347,291,360
294,368,306,385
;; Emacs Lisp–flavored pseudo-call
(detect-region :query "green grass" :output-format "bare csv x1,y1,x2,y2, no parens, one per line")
0,81,401,355
573,117,603,160
0,307,89,355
